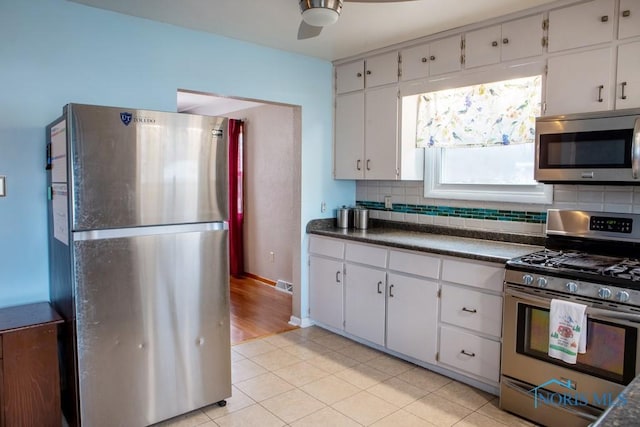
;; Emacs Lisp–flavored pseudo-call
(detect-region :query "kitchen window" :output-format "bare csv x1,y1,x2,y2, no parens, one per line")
405,71,552,203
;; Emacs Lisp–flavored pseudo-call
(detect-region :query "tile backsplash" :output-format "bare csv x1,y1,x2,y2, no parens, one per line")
356,181,640,236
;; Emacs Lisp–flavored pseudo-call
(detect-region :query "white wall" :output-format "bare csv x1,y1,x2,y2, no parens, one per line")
234,104,296,284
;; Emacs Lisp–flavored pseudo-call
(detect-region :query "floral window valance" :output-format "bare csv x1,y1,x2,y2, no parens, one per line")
416,75,542,148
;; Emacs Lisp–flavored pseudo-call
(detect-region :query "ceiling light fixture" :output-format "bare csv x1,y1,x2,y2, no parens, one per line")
300,0,343,27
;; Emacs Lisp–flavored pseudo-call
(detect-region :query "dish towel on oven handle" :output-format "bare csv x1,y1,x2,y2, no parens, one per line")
548,299,587,364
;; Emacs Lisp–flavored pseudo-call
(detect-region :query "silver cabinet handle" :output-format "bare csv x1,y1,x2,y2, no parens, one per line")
356,72,362,77
621,81,628,100
460,350,476,357
336,271,341,283
377,281,383,294
633,118,640,179
462,307,477,313
389,284,395,298
601,15,609,22
366,159,371,171
502,38,509,44
622,10,631,18
430,55,436,61
366,70,372,75
597,85,604,103
491,40,498,47
421,57,427,63
356,159,361,171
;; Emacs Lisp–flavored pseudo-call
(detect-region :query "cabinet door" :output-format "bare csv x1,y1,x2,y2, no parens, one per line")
464,25,501,69
616,42,640,110
501,14,544,62
335,92,365,179
365,51,398,88
400,43,429,81
430,35,462,76
548,0,615,52
387,273,438,364
545,47,613,115
365,86,398,180
619,0,640,39
309,256,344,330
336,60,365,94
344,263,386,345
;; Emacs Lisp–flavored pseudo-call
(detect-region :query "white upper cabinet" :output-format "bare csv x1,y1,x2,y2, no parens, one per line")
465,14,543,69
400,35,462,81
547,0,615,52
335,60,364,94
334,92,364,179
619,0,640,39
616,41,640,109
545,47,614,115
335,52,398,94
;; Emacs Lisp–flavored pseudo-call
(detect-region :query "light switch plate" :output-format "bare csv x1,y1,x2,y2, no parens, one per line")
0,176,5,197
384,195,392,209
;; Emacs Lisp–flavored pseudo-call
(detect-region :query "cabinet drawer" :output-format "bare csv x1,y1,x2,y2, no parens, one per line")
441,259,504,292
388,250,440,279
309,236,345,259
439,325,500,383
440,284,502,337
345,243,387,268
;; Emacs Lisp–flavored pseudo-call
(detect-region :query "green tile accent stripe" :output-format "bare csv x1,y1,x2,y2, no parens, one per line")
356,201,547,224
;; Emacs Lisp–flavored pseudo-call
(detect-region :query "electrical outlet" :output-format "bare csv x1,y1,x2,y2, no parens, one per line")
384,195,392,209
269,251,275,263
321,201,326,213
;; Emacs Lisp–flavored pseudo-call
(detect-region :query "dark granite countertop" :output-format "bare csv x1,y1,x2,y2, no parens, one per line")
307,218,544,264
591,376,640,427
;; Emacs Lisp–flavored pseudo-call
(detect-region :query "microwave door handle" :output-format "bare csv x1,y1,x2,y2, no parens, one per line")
633,118,640,179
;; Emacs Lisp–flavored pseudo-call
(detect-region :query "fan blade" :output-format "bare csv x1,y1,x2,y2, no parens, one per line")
298,21,323,40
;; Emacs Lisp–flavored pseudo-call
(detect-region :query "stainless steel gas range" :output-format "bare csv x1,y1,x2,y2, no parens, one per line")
500,209,640,427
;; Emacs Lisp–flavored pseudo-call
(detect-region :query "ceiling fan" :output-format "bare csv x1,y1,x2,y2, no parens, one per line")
298,0,415,40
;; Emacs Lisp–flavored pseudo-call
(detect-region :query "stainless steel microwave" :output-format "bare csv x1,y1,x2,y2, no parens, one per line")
535,108,640,184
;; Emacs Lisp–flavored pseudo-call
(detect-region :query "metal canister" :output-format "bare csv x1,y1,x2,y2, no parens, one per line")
336,206,352,228
353,207,369,229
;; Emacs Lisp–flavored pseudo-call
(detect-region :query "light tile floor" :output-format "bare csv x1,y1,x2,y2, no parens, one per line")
156,326,537,427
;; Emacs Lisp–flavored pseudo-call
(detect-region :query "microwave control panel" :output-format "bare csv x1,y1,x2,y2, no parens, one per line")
590,216,633,234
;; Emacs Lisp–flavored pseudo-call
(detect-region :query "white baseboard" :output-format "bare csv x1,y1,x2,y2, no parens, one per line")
289,316,314,328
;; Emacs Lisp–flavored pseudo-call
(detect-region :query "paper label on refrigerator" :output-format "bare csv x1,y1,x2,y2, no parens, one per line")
52,184,69,245
51,120,67,183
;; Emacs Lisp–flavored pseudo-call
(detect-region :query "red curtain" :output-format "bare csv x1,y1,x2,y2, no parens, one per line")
228,119,244,277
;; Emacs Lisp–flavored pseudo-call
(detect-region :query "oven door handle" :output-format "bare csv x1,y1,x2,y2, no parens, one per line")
506,288,640,323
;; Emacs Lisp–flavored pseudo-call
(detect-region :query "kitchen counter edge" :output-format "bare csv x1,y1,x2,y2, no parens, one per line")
307,218,544,264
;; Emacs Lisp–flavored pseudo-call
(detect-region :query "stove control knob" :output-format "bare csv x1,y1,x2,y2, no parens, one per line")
523,274,534,285
598,288,612,299
537,277,548,288
566,282,578,293
616,291,630,303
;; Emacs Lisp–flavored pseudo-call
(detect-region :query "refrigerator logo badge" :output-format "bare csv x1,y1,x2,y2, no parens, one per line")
212,129,223,137
120,112,133,126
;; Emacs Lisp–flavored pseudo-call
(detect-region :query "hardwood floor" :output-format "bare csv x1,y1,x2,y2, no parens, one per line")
230,275,297,344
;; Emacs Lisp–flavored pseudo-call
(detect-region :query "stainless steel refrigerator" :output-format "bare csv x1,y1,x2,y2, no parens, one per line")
46,104,231,426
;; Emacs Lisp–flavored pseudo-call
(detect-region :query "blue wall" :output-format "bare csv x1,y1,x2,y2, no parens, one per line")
0,0,355,311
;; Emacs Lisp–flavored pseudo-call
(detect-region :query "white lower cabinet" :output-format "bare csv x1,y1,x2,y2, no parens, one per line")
387,273,438,364
438,325,501,383
344,263,386,346
308,235,505,391
309,255,344,331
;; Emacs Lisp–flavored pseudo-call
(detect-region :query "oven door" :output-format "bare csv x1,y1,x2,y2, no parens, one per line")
501,286,640,425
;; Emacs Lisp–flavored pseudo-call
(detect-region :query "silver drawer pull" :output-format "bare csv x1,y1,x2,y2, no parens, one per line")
460,350,475,357
377,281,383,294
462,307,477,313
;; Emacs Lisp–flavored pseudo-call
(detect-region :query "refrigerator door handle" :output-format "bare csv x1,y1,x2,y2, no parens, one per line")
73,222,228,241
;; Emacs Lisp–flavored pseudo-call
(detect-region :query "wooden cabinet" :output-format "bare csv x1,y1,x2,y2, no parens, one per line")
309,237,345,331
545,47,614,115
400,35,462,81
335,51,398,94
334,86,398,180
464,14,543,69
547,0,615,52
619,0,640,39
616,41,640,109
0,302,63,427
437,258,504,384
